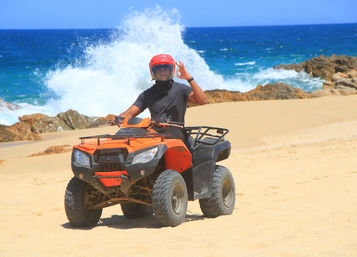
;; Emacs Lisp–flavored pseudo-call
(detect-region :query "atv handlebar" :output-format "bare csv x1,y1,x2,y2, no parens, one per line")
109,116,184,129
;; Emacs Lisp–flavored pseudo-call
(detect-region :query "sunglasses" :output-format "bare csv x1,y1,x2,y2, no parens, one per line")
152,64,173,72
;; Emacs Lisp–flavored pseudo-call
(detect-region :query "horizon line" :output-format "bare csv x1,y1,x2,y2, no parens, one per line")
0,22,356,30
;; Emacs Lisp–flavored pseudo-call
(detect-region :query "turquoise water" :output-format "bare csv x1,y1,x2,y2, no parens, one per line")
0,9,357,125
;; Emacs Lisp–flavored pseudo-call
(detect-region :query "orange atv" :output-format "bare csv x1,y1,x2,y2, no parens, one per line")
64,117,235,227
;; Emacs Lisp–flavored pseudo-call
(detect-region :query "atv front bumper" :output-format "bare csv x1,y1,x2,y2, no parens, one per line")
71,145,167,194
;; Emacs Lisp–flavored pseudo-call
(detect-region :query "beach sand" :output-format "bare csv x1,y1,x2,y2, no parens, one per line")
1,95,357,257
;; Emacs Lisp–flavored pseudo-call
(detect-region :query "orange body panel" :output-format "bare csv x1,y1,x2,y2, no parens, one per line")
75,120,193,183
164,140,192,173
75,134,165,155
95,171,129,187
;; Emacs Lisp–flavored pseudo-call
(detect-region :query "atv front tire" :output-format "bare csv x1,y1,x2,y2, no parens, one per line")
152,170,188,227
121,203,153,219
65,177,103,227
199,165,235,217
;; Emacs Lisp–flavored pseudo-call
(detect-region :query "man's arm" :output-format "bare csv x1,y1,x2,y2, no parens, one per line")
109,104,141,123
176,61,207,105
187,79,207,105
118,105,142,118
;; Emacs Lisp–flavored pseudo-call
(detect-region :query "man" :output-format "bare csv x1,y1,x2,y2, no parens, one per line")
113,54,207,140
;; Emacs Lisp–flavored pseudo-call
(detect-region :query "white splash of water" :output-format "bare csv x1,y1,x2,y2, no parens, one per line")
44,6,225,118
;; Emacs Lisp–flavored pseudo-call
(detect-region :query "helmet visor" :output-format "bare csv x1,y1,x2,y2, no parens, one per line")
151,64,174,81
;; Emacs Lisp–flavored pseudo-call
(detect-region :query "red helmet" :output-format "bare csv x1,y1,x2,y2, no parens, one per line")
149,54,175,81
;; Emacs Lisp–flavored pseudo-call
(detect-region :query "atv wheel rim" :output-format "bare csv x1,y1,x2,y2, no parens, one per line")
222,178,234,208
171,184,185,215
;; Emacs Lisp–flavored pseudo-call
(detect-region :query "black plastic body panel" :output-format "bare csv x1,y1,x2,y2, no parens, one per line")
192,160,215,199
125,144,168,183
71,151,113,194
190,140,231,166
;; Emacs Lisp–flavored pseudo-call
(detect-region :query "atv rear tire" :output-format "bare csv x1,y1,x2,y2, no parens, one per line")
152,170,188,227
65,177,103,227
121,203,153,219
199,165,235,218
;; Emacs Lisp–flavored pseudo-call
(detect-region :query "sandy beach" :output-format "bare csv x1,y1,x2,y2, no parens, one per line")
1,95,357,257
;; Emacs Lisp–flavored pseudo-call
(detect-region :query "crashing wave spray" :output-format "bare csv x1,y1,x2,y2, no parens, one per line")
44,7,225,118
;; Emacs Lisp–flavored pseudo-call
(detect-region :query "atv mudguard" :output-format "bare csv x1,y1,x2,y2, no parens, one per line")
126,140,192,183
184,139,231,200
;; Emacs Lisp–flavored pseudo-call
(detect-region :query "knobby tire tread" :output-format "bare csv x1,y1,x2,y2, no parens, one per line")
199,165,235,218
152,170,188,227
65,177,102,227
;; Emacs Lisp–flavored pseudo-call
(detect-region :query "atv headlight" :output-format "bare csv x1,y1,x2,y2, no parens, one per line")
132,147,158,164
73,149,91,168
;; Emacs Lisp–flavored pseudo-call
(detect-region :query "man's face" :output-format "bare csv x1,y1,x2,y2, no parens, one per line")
155,67,170,81
152,64,173,81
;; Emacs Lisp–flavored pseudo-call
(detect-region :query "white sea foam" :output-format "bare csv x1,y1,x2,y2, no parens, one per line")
234,61,256,66
42,7,225,119
252,68,324,91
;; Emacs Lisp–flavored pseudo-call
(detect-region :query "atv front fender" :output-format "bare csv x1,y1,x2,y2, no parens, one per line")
125,144,168,183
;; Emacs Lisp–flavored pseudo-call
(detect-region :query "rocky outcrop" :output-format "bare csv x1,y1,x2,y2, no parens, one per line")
28,145,72,157
189,83,310,106
275,55,357,97
274,55,357,81
0,122,41,142
57,110,97,130
19,109,102,134
0,98,20,111
241,83,310,100
311,69,357,97
0,110,108,142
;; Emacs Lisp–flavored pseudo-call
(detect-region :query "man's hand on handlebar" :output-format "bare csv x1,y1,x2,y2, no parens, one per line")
109,116,125,126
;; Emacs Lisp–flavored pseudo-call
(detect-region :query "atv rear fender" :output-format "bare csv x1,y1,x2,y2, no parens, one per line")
190,139,231,166
188,140,231,200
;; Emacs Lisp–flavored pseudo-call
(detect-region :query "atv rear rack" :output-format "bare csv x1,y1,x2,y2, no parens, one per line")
79,133,171,145
185,126,229,149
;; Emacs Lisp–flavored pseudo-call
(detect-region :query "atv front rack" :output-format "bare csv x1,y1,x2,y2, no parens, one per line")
184,126,229,149
79,133,171,145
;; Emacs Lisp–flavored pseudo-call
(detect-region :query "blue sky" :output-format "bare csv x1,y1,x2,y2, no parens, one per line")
1,0,357,29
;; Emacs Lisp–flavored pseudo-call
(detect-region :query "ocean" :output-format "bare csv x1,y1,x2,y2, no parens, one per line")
1,8,357,125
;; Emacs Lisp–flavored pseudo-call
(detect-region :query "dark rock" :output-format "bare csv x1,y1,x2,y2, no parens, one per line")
30,116,72,133
245,83,310,100
275,55,357,81
335,78,357,89
57,109,94,130
0,122,41,142
190,83,310,106
85,118,110,128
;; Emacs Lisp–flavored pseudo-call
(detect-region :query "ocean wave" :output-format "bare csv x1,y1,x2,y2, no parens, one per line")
234,61,256,66
42,7,225,119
